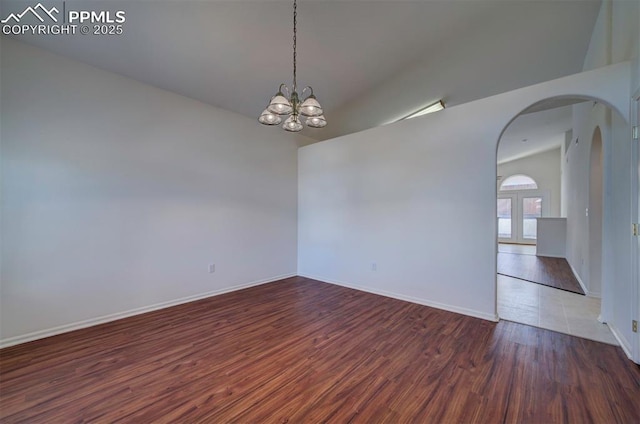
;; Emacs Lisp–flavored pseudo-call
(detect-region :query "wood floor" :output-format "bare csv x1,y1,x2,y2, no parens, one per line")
497,252,585,295
1,277,638,423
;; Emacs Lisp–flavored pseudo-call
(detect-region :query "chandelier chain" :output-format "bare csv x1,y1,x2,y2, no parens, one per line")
293,0,297,92
259,0,325,130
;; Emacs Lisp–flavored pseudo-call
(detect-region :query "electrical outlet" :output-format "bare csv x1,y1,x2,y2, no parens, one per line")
208,264,215,274
371,263,377,271
633,320,638,333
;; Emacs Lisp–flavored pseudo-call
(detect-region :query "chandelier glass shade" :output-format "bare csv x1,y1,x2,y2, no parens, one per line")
258,0,326,132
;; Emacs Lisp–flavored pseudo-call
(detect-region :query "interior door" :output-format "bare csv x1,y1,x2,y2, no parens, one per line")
497,191,549,244
520,195,543,244
498,194,516,243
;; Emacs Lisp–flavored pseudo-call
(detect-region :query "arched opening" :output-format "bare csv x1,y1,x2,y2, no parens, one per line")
495,96,624,345
500,174,538,191
589,127,603,299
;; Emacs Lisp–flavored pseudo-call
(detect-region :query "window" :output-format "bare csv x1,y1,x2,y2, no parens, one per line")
499,174,538,191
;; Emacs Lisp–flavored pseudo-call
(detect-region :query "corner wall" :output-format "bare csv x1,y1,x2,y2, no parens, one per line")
566,100,635,351
0,39,306,347
298,62,630,322
565,103,612,297
564,0,639,356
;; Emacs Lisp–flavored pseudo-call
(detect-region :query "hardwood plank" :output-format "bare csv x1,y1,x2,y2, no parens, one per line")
1,276,639,423
498,252,585,294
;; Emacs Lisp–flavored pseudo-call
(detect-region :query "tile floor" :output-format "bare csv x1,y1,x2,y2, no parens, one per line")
498,243,536,255
497,274,618,345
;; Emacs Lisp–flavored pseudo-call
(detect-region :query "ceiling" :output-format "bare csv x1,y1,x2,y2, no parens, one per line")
1,0,601,144
498,103,584,164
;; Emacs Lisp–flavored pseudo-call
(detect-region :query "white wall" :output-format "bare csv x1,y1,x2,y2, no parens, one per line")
298,62,630,322
566,100,635,343
560,130,572,218
497,148,562,217
588,130,603,296
582,0,639,89
563,0,639,356
583,0,640,76
0,39,308,347
536,218,567,258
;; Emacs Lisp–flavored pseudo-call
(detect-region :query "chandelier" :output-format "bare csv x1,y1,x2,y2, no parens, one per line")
258,0,326,132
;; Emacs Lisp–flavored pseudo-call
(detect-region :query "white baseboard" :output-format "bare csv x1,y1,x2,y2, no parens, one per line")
607,322,633,360
587,290,601,299
567,261,591,296
535,253,565,258
0,273,296,349
299,273,499,323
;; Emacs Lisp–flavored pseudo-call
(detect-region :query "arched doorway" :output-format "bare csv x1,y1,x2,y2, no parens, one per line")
589,127,603,299
495,96,625,345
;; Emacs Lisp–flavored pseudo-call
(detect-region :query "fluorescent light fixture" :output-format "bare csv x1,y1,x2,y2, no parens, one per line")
400,100,445,121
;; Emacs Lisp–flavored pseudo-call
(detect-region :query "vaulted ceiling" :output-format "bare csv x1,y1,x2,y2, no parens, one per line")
499,104,578,164
1,0,601,151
